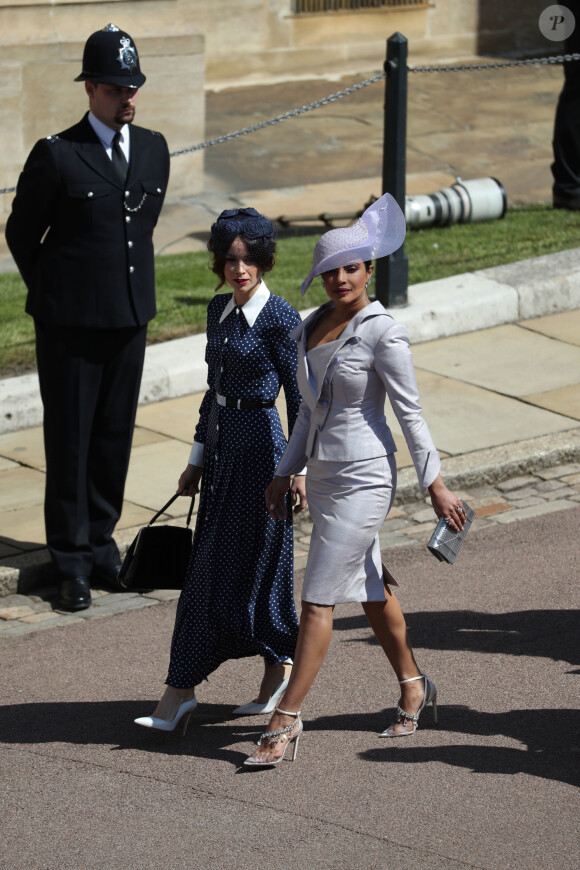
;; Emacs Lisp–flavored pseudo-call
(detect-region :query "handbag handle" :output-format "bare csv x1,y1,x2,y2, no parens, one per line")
148,493,195,528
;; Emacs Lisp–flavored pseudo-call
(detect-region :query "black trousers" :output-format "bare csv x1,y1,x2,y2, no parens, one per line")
552,81,580,201
35,321,147,580
551,20,580,203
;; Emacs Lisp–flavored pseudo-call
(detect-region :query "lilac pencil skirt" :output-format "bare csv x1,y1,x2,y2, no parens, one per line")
301,453,397,605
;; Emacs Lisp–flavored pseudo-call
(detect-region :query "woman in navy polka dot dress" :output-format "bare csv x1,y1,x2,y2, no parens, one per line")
135,208,307,734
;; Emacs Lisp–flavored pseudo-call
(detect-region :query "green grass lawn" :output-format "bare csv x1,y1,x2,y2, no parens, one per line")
1,203,578,376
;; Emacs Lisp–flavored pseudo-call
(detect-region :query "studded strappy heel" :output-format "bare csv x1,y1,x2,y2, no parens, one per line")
243,706,303,767
380,674,438,738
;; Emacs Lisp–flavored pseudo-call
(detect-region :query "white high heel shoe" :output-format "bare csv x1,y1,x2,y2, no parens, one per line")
134,696,197,735
233,677,290,716
243,706,303,767
380,674,438,738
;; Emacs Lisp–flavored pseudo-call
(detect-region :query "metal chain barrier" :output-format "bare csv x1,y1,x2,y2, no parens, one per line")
1,52,578,196
409,52,580,73
168,71,385,158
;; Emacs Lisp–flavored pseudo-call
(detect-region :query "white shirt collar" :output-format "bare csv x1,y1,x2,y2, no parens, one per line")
219,281,270,328
88,112,130,160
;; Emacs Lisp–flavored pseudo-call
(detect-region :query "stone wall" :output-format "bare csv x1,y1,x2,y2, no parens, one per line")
197,0,561,88
0,0,205,217
1,0,564,214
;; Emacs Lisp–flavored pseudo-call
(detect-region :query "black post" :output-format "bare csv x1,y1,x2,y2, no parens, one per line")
375,32,409,308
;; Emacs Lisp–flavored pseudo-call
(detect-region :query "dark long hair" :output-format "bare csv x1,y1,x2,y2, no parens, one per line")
208,235,276,291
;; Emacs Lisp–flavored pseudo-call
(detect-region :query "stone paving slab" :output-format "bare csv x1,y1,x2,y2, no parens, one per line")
520,309,580,347
394,368,576,455
0,504,46,549
203,63,563,209
135,393,204,443
0,425,46,470
116,500,168,533
131,426,171,448
1,461,578,634
523,383,580,421
0,465,44,511
410,323,580,397
123,438,196,514
491,498,578,524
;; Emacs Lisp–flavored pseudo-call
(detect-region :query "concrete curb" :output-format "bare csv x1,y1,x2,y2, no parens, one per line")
394,427,580,502
2,247,579,434
2,427,579,597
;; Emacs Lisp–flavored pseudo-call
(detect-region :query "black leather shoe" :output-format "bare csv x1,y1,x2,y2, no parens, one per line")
58,576,92,611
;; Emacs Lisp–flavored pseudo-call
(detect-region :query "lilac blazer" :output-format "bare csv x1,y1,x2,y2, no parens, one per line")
276,300,441,492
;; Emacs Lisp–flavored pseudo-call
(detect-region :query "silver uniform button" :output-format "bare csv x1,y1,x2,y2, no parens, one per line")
157,188,162,193
128,241,133,248
129,266,135,274
125,215,131,223
125,190,130,197
224,337,228,344
87,192,94,198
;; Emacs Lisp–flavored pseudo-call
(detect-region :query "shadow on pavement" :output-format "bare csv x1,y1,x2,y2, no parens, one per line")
334,609,580,666
359,705,580,789
2,699,578,785
0,700,272,767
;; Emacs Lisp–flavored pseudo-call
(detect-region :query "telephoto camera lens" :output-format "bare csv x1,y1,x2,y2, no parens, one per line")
405,177,506,229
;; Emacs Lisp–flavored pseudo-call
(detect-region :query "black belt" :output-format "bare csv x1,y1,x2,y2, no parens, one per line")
216,392,275,410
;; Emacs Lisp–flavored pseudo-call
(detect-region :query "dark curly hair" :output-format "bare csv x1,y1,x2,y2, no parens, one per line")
208,207,276,291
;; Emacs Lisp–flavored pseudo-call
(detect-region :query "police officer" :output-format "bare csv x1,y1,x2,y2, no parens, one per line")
5,24,170,610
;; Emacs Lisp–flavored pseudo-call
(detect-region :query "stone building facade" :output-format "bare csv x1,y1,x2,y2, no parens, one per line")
0,0,559,214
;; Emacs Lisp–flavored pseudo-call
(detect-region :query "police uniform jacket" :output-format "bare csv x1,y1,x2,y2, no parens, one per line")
5,112,170,328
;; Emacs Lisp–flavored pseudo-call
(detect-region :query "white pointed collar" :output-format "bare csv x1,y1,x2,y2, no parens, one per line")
88,112,129,149
219,281,271,327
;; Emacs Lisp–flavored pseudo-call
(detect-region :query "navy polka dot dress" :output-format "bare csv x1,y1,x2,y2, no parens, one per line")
167,289,302,688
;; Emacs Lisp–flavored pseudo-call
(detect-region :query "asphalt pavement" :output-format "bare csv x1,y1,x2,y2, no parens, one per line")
1,504,578,869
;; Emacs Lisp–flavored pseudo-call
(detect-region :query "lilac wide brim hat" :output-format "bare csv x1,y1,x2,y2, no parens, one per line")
300,193,406,295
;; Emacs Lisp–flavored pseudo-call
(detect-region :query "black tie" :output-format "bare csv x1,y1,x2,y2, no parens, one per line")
111,131,128,185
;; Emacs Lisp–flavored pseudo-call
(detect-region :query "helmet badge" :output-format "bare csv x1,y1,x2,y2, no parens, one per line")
117,36,137,72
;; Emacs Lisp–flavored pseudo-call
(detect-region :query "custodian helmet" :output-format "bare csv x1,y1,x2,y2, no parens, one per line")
74,23,146,88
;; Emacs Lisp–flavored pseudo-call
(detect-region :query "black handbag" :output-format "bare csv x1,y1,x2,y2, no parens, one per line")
117,494,195,591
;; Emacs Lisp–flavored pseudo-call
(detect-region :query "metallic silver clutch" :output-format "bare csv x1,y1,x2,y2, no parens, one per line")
427,500,475,564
